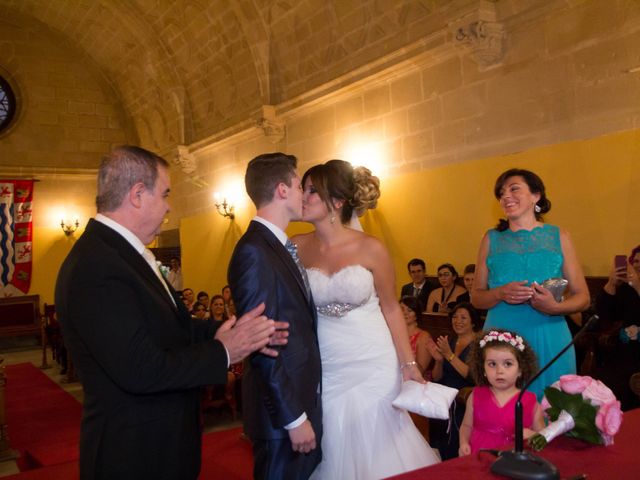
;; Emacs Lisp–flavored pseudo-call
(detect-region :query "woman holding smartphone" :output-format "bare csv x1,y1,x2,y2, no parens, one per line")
595,245,640,410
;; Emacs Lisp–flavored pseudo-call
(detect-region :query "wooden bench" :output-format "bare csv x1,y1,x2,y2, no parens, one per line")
0,295,41,341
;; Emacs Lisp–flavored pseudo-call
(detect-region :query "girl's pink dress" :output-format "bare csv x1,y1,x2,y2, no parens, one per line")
470,385,536,453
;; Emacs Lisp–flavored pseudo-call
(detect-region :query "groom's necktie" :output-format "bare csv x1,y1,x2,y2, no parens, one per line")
285,239,311,299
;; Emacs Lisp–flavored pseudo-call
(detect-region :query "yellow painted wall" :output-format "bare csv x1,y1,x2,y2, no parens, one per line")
25,175,95,306
24,127,638,308
180,129,639,297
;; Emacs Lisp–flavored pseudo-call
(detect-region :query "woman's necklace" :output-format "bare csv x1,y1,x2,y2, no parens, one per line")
440,285,456,306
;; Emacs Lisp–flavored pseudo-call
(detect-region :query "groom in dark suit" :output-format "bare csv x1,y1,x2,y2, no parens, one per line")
228,152,322,480
55,146,282,479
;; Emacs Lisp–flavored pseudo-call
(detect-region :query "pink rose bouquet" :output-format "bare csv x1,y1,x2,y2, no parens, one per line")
529,375,623,450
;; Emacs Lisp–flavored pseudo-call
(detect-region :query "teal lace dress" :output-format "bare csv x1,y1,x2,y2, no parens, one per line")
484,224,576,399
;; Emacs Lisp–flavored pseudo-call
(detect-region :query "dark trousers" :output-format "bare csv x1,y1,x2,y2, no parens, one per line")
252,438,321,480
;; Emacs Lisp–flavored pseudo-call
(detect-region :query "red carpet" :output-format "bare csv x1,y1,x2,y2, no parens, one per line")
200,428,253,479
4,362,253,479
4,363,81,470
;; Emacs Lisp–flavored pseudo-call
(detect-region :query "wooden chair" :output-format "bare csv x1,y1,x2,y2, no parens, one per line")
201,371,240,420
41,303,62,369
629,372,640,399
40,304,78,382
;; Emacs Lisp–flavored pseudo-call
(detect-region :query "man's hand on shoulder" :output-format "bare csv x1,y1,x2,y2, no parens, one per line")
215,303,279,364
288,420,316,453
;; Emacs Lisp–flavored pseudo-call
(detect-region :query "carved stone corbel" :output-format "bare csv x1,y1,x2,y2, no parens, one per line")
450,0,506,68
175,145,197,174
173,145,208,188
455,20,505,68
256,105,285,144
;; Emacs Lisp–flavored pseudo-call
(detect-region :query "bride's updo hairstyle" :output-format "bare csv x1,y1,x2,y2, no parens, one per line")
493,168,551,232
302,159,380,224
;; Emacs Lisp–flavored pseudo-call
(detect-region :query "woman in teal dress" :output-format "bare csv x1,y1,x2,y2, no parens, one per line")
471,168,590,399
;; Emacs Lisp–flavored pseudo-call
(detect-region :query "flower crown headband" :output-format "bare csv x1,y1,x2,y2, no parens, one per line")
479,330,525,352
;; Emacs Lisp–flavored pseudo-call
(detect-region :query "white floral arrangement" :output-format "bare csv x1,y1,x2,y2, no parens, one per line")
479,330,525,352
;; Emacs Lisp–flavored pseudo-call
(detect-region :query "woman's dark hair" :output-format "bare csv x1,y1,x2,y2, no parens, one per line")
437,263,458,279
493,168,551,232
400,295,423,319
630,245,640,264
192,301,206,312
302,159,380,224
448,302,481,330
467,328,539,389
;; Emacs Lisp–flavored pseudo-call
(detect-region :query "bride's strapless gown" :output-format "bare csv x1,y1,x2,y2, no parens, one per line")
308,265,439,480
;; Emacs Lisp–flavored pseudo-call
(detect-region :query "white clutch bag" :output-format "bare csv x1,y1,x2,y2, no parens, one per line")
392,380,459,420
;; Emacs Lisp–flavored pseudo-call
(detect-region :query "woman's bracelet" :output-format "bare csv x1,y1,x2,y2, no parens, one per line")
400,360,417,370
447,353,455,362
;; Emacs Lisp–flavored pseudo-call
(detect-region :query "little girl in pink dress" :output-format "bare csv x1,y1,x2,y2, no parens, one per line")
459,329,545,455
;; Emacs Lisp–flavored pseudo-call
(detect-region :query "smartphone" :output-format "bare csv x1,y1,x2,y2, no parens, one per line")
614,255,628,270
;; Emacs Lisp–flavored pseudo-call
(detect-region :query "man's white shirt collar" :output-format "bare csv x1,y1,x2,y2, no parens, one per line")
253,216,288,246
95,213,146,254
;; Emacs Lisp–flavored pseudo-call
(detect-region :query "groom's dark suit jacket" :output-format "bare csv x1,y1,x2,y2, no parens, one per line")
55,219,228,480
228,221,322,441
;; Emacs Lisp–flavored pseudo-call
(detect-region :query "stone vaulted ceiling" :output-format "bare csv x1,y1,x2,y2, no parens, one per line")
0,0,465,154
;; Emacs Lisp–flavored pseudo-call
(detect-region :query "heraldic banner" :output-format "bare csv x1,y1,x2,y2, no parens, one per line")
0,180,34,296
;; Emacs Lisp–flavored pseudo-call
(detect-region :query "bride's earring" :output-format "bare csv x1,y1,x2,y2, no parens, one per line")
330,213,336,224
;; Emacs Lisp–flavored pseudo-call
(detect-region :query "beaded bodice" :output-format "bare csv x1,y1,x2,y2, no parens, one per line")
307,265,375,317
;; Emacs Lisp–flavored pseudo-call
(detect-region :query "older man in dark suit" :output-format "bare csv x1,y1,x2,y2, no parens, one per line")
56,146,282,479
228,153,322,480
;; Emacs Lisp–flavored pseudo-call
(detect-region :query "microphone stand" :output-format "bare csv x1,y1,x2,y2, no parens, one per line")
490,315,599,480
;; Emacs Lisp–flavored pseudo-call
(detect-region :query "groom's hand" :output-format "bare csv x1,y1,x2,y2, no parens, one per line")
289,420,316,453
259,320,289,357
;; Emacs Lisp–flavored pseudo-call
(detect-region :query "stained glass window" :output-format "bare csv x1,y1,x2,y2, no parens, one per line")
0,76,16,133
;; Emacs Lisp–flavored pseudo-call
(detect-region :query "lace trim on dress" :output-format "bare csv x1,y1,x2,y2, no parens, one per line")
489,224,561,256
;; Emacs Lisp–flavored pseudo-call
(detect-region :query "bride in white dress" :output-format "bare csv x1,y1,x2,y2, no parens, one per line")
293,160,440,479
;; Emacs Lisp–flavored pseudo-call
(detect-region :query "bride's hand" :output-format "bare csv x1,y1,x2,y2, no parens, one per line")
402,363,426,383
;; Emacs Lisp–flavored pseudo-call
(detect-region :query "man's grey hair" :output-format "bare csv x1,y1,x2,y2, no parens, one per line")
96,145,169,212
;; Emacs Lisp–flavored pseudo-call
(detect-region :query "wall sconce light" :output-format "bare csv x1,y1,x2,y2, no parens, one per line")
214,193,235,220
61,218,79,236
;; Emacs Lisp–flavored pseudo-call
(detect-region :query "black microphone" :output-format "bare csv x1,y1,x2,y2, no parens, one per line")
490,314,600,480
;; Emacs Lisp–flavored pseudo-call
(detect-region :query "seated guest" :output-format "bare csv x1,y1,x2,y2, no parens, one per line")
595,245,640,411
221,285,236,318
182,287,195,312
427,302,479,460
426,263,467,314
209,294,228,324
400,258,435,311
400,296,433,377
167,256,183,291
196,291,210,317
463,264,475,294
459,264,487,320
191,301,207,320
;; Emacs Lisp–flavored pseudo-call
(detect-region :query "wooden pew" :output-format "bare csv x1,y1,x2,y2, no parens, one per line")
0,295,41,341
